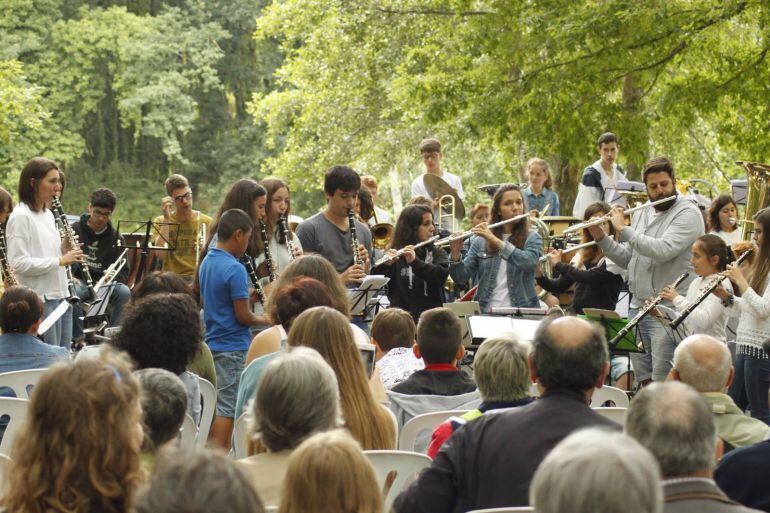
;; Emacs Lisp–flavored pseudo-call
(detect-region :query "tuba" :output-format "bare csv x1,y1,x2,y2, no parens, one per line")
737,161,770,240
530,216,555,301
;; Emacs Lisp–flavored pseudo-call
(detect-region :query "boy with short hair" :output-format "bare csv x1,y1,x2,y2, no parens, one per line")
411,138,465,202
391,307,476,395
572,132,627,218
371,308,424,389
198,208,266,448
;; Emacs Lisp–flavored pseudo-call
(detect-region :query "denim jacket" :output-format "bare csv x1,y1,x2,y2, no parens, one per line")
449,230,542,311
0,332,70,378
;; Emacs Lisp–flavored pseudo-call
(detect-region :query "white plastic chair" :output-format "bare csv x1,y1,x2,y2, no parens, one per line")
468,508,534,512
179,414,197,450
0,369,47,399
232,412,251,459
398,410,469,452
365,450,432,513
590,385,630,407
0,397,29,457
593,406,628,426
196,377,216,448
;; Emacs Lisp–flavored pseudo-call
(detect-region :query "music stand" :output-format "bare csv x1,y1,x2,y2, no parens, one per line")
613,180,646,206
656,304,688,345
117,219,179,285
581,308,642,353
348,275,389,323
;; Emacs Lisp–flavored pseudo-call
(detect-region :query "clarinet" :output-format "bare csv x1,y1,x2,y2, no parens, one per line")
348,209,363,267
52,197,95,300
609,272,690,350
242,254,267,304
0,225,18,286
279,214,297,262
669,249,753,330
259,220,277,282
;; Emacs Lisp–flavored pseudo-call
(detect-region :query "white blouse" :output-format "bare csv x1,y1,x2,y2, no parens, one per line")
671,274,733,341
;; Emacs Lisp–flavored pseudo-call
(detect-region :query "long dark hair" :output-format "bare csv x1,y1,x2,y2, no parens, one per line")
205,179,266,257
18,157,59,211
750,207,770,293
707,194,737,233
390,205,432,250
261,177,292,244
695,234,733,272
489,184,529,252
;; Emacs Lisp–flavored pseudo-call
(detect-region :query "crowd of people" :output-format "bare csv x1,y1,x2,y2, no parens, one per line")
0,131,768,513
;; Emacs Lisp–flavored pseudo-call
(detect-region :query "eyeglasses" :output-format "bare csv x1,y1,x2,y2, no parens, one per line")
174,192,193,202
92,209,113,218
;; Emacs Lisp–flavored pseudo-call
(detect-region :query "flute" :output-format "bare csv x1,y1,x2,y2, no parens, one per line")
563,195,678,234
435,212,530,247
669,249,753,330
372,235,440,268
538,241,597,263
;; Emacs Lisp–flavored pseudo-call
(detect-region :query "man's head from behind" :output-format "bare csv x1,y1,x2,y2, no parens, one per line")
670,334,732,393
531,317,608,392
415,307,463,365
135,368,187,453
371,308,416,360
475,335,531,403
626,381,717,478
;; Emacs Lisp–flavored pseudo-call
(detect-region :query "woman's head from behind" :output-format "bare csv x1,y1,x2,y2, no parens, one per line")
0,286,43,334
270,254,349,317
2,348,143,513
278,430,382,513
252,346,341,452
267,276,336,330
132,271,192,301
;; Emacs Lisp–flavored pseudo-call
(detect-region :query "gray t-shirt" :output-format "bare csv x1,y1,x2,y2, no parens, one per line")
296,212,373,273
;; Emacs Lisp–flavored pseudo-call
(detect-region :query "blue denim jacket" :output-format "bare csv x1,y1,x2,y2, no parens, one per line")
0,333,69,384
450,231,542,311
524,187,560,216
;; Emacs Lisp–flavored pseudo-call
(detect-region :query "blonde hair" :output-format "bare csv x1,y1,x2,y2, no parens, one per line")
278,430,382,513
288,307,396,450
1,348,143,513
526,157,553,189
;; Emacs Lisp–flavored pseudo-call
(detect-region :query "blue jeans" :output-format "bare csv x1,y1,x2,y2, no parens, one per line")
212,350,247,419
628,307,674,382
71,281,131,340
42,299,72,349
728,352,770,425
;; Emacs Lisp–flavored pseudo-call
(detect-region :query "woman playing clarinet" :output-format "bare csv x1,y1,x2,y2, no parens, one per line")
258,178,303,275
448,184,541,312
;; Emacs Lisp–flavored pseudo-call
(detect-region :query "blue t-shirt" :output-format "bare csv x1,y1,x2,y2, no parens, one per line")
199,248,251,352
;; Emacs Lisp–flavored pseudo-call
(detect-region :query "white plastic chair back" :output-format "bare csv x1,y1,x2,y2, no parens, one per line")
365,450,431,513
468,508,534,512
398,410,469,452
196,377,216,448
0,397,29,457
593,406,628,426
0,369,47,399
264,507,278,513
232,412,251,459
590,385,630,407
179,414,197,450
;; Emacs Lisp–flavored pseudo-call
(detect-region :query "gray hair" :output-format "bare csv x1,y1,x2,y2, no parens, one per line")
625,381,716,477
673,335,731,392
531,428,662,513
252,346,341,452
474,335,530,402
135,368,188,451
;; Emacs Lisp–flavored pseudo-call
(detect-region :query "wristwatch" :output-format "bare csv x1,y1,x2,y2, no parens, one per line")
721,292,734,307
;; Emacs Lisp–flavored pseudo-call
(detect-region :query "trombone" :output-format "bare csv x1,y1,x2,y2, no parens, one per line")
437,194,457,233
562,195,677,235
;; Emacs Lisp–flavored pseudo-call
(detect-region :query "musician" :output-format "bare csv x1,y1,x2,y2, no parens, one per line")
659,234,733,340
716,207,770,425
153,174,212,279
70,188,131,339
572,132,627,219
356,186,375,224
589,156,704,384
361,174,392,225
259,177,303,273
0,187,15,289
411,138,465,202
296,166,371,285
708,194,742,246
448,184,541,312
371,205,449,322
524,158,560,216
6,157,84,347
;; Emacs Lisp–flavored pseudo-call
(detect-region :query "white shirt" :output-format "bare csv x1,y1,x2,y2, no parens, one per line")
411,170,465,201
488,235,511,308
671,274,733,340
728,280,770,354
572,159,627,218
6,202,68,299
715,229,742,246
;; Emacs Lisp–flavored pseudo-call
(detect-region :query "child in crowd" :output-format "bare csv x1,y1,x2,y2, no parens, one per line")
524,158,560,216
371,308,424,389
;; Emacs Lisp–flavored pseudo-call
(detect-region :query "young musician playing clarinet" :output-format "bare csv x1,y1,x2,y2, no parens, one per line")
448,184,541,312
588,156,704,385
371,205,449,322
258,177,303,274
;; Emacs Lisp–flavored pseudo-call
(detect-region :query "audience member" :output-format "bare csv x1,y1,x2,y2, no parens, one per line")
427,334,533,458
0,349,143,513
237,347,341,507
135,368,188,473
111,292,203,425
669,334,770,450
370,307,424,389
0,285,69,375
134,450,265,513
288,306,395,450
277,429,382,513
716,439,770,512
395,316,618,512
530,428,662,513
626,381,762,513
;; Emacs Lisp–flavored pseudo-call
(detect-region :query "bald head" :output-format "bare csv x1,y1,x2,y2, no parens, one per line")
672,335,731,392
532,317,608,392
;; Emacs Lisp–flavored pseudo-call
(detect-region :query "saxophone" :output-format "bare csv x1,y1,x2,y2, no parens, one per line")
52,196,95,300
279,214,297,262
259,220,277,282
0,225,18,286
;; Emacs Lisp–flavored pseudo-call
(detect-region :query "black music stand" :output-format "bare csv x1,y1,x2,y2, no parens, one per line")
117,219,179,285
348,276,389,323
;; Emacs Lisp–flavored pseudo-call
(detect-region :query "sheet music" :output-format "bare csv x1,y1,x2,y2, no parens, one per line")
38,300,70,336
